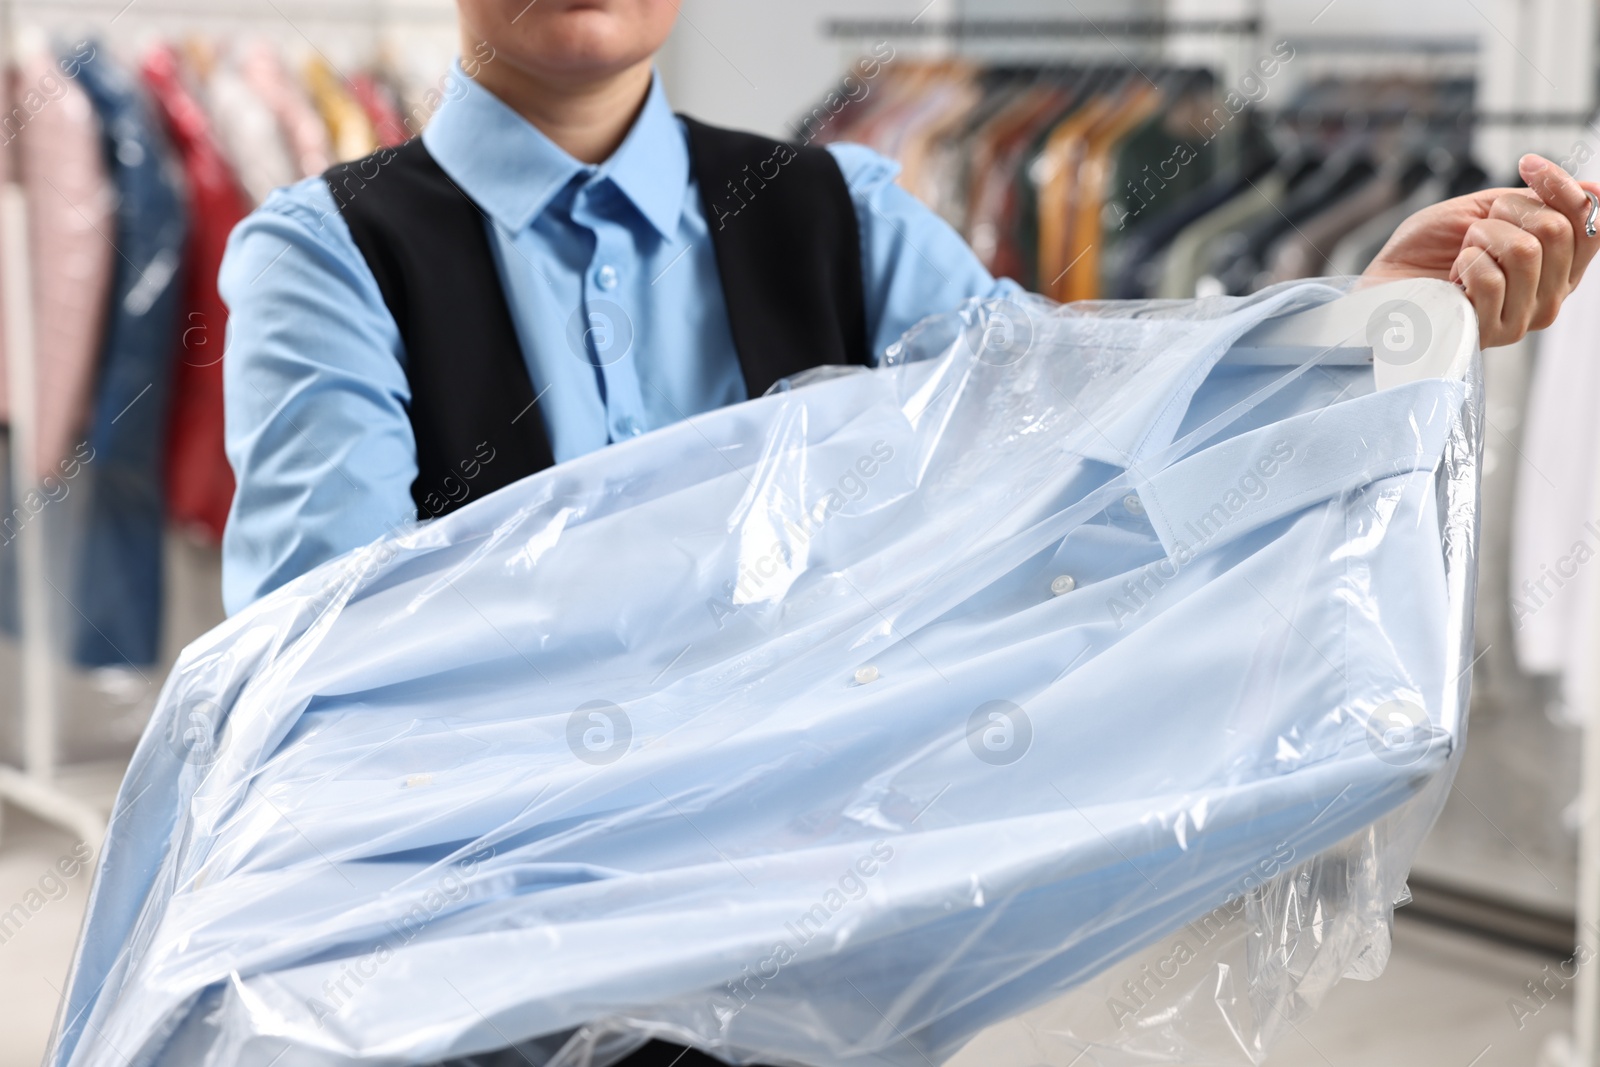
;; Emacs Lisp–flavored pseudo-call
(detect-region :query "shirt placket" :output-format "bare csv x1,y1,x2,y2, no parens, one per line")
1042,482,1165,604
572,177,649,444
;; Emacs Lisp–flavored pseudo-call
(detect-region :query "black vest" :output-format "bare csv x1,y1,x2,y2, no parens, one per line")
325,119,870,519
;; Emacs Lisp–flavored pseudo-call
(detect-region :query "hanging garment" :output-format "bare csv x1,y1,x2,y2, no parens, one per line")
1034,93,1114,298
890,70,981,224
1512,153,1600,712
1010,111,1067,290
143,43,246,544
1104,96,1221,248
202,53,298,203
1325,173,1450,277
920,74,1027,233
1210,146,1376,294
350,71,409,147
1158,170,1288,298
239,41,331,178
963,83,1070,273
53,281,1480,1067
1104,150,1275,300
1262,155,1422,285
9,44,116,480
303,55,377,162
70,46,187,668
1062,85,1159,301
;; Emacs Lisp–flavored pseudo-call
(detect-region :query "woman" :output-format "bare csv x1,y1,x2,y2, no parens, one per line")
220,0,1600,617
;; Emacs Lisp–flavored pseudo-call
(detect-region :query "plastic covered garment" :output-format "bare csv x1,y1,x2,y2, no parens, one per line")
50,279,1482,1067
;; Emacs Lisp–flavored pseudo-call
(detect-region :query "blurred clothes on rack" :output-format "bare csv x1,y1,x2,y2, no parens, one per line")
1111,156,1277,300
201,53,297,204
7,41,115,483
303,55,377,162
0,36,441,668
813,62,1489,301
238,41,331,178
964,82,1071,279
142,43,245,544
813,64,1236,297
1325,171,1449,277
351,71,409,148
69,42,187,669
1261,153,1431,286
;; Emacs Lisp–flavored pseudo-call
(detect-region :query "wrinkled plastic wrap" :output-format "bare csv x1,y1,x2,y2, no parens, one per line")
51,280,1481,1067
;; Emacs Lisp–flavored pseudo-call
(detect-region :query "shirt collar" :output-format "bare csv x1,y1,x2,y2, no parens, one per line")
421,62,688,239
1068,285,1345,470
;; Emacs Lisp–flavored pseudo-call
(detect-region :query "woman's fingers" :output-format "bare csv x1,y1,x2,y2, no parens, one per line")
1362,155,1600,347
1450,244,1504,344
1517,154,1600,286
1453,217,1547,347
1489,192,1573,330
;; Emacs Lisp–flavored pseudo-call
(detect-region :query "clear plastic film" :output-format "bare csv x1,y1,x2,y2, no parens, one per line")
49,279,1482,1067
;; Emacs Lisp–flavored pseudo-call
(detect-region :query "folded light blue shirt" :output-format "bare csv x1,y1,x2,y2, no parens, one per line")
218,64,1019,615
53,284,1478,1067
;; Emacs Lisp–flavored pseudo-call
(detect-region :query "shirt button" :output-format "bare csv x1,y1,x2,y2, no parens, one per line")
853,665,879,685
1123,492,1145,516
595,264,619,291
1050,574,1076,596
616,415,643,438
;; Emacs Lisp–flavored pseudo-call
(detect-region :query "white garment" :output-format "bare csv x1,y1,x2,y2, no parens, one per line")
1511,154,1600,715
203,57,297,204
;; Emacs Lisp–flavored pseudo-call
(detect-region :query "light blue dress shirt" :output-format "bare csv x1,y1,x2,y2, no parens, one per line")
55,284,1479,1067
218,65,1019,615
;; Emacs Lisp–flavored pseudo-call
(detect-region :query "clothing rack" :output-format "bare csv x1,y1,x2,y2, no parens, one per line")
1283,34,1477,54
1258,108,1596,126
823,17,1262,39
6,0,457,23
0,0,449,853
0,0,106,851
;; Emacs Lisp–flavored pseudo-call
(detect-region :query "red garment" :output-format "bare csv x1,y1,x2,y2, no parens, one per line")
142,45,247,543
351,72,409,147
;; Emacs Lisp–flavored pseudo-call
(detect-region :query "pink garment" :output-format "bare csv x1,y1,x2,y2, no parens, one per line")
203,58,297,203
238,42,330,178
5,49,116,480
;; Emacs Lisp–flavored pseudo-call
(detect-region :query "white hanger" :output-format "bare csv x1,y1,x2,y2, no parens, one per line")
1223,278,1477,389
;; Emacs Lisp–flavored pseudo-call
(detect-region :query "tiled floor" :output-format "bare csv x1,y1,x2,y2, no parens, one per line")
0,802,1574,1067
0,810,98,1067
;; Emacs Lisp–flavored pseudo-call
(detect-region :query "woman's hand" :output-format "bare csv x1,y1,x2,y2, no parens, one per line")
1362,154,1600,348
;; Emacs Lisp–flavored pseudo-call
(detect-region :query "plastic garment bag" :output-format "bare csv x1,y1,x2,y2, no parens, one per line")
50,280,1482,1067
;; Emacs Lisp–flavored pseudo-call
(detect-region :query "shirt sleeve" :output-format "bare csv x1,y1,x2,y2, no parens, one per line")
219,178,419,616
825,142,1024,362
